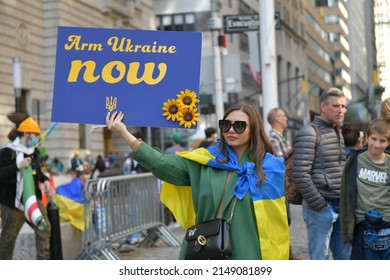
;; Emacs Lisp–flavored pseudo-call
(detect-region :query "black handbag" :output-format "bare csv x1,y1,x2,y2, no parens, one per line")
184,198,238,260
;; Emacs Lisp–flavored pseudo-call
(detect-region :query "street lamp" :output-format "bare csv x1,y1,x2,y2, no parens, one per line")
12,56,22,113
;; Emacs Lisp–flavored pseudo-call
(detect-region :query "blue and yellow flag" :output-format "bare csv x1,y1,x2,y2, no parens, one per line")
53,177,84,231
160,145,289,260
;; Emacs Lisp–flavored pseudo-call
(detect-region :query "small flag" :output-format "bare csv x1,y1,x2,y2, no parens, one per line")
22,167,47,231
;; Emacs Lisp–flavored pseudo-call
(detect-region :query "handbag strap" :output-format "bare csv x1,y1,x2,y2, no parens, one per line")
227,197,238,224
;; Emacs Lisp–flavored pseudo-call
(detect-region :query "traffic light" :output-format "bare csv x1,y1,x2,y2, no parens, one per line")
218,35,227,48
344,101,369,128
345,84,385,127
366,84,385,118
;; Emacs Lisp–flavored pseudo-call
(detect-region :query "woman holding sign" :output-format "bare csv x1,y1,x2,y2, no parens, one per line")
106,102,289,260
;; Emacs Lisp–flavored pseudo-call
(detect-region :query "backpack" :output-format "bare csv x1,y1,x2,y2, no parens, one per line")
284,123,320,205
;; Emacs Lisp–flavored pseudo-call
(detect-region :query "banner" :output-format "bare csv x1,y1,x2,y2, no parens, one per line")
52,26,202,129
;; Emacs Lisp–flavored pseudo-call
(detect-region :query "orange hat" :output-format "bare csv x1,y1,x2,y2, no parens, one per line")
17,117,41,134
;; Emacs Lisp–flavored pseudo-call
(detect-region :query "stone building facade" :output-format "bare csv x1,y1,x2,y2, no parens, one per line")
0,0,155,169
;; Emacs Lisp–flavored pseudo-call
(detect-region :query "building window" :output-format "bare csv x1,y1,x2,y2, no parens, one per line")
287,61,292,98
185,14,195,25
308,58,332,84
314,0,327,7
305,33,331,63
314,0,339,7
325,15,339,24
174,15,184,31
156,13,195,31
304,11,328,41
329,32,340,42
295,67,301,95
161,15,172,30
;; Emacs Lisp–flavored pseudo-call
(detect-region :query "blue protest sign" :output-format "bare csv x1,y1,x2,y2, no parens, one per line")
52,26,202,129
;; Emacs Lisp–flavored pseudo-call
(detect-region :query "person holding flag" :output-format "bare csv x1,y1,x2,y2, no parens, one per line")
0,115,52,259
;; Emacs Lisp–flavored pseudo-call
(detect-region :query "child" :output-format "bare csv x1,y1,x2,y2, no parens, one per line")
340,118,390,259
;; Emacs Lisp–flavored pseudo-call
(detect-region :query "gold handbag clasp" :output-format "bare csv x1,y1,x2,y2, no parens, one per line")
197,235,207,246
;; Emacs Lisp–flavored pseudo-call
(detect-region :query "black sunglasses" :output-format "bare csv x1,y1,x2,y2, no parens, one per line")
219,120,248,134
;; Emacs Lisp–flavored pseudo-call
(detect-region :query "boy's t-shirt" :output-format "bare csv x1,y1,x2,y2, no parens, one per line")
355,151,390,223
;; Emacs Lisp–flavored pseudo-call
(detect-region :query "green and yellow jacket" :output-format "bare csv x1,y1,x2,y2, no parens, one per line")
132,143,289,260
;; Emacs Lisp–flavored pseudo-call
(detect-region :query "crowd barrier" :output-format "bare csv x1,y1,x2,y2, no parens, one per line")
76,173,181,260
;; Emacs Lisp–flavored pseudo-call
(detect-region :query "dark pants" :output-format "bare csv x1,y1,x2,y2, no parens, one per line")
352,221,390,260
0,201,51,259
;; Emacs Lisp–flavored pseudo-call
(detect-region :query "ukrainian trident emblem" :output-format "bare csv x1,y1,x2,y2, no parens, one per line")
106,96,117,112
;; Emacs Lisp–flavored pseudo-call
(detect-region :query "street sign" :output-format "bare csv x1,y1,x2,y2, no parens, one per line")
223,14,259,34
223,13,281,33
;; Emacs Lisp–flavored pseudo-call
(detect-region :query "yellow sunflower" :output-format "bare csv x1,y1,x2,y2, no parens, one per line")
162,98,182,121
177,89,199,108
178,106,200,128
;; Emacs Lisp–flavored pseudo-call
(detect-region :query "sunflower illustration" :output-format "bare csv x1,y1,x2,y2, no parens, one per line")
162,98,182,121
177,89,199,108
178,106,200,129
162,89,200,128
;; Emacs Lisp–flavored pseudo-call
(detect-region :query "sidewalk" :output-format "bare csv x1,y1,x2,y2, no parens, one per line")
118,225,185,260
289,204,309,259
9,203,310,260
118,204,310,260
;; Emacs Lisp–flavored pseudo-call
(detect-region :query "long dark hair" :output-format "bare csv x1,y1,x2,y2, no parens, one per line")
219,103,274,182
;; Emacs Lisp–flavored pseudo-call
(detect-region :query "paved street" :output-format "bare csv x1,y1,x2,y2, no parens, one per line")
288,204,309,259
10,203,310,260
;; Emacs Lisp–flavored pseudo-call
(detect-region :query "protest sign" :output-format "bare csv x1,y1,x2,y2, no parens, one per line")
52,26,202,128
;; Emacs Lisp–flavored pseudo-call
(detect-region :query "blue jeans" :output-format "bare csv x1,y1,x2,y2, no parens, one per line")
302,200,352,260
363,243,390,260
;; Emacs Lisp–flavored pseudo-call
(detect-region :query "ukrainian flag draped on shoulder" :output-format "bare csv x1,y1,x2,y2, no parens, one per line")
160,144,289,260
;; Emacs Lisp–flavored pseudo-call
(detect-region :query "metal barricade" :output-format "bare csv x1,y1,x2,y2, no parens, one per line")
76,173,181,260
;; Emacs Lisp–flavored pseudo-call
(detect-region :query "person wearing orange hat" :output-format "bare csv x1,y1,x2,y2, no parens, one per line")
0,116,52,259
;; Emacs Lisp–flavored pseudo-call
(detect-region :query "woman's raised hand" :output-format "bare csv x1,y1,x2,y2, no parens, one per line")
106,111,126,133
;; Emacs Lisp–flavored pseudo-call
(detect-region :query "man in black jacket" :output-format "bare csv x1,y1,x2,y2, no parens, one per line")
292,87,352,260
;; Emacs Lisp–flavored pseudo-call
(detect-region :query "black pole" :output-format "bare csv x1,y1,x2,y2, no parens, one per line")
15,95,22,113
47,200,63,260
